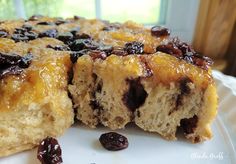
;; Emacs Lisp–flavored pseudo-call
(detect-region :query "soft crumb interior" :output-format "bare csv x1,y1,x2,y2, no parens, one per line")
70,54,217,143
0,94,73,157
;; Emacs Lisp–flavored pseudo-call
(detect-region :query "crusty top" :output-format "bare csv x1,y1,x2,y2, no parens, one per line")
0,15,214,112
0,15,213,71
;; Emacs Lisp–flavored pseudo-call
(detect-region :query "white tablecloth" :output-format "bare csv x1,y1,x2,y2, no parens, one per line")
213,70,236,151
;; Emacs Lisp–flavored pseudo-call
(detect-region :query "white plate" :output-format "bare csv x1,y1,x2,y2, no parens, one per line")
1,71,236,164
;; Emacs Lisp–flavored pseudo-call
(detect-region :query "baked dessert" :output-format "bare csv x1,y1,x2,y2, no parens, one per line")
67,17,218,143
0,25,74,156
0,15,217,157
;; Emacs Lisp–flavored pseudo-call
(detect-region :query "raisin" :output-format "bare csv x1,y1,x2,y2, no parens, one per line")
151,26,170,37
15,27,27,34
89,100,103,110
11,33,29,42
22,24,33,31
47,45,70,51
0,53,22,65
124,41,144,54
193,55,213,70
70,49,88,63
179,77,192,95
122,78,147,111
0,65,22,79
139,56,153,77
37,22,55,25
55,19,69,25
89,50,107,60
96,80,103,93
99,132,128,151
156,44,183,58
180,115,198,135
74,15,81,20
0,30,8,38
183,52,194,63
19,53,33,68
24,31,38,40
98,45,113,55
70,27,80,36
37,137,63,164
75,33,91,39
0,52,32,78
12,25,38,42
57,32,74,43
102,23,121,31
28,14,43,21
69,39,98,51
111,47,128,56
39,29,58,38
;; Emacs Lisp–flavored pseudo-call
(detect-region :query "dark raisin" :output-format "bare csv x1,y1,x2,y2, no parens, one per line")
96,80,103,93
28,14,43,21
151,26,170,37
156,44,183,58
47,45,70,51
111,47,128,56
24,31,38,40
0,52,22,65
75,33,91,39
0,65,23,79
57,32,74,43
0,30,8,38
139,56,153,77
22,24,33,31
37,21,55,25
99,132,128,151
70,49,88,63
192,55,213,70
175,94,183,108
37,137,62,164
180,115,198,135
39,29,58,38
98,45,113,55
55,19,69,25
11,33,29,42
0,52,32,78
183,52,194,63
102,23,121,31
19,53,33,68
124,41,144,54
69,39,98,51
74,15,81,20
14,27,27,34
122,78,147,111
70,27,80,36
89,50,107,60
179,77,192,95
89,100,103,110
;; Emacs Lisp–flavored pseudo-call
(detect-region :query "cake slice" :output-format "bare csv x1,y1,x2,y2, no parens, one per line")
69,21,218,143
0,38,74,157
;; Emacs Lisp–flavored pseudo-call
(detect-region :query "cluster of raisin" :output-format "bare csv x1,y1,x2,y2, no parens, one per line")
0,52,33,78
156,37,213,70
11,24,38,42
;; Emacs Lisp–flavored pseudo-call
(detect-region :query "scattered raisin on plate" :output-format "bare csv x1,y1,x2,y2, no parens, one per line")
37,137,63,164
99,132,129,151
